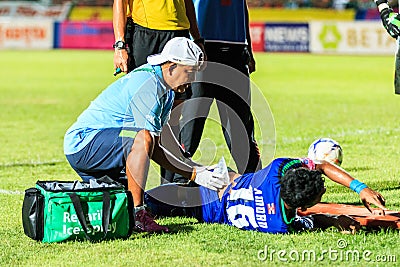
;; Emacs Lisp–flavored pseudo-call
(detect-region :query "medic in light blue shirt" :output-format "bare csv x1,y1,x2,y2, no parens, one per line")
64,64,174,156
64,37,222,234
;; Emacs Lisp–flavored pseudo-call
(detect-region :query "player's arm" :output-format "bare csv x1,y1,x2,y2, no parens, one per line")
184,0,201,40
374,0,400,38
315,161,386,212
113,0,129,73
292,214,360,233
184,0,206,59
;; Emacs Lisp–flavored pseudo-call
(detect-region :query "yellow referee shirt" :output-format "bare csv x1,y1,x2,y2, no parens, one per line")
128,0,190,30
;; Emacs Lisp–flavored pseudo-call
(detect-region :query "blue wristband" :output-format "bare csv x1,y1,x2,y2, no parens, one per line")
349,180,368,194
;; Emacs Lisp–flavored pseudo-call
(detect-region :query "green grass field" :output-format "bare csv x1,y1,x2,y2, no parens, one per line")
1,50,399,266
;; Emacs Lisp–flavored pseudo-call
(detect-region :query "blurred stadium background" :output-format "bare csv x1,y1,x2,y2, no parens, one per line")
0,0,398,54
5,0,397,9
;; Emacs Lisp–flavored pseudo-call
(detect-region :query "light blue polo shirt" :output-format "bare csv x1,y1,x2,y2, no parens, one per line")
64,64,174,155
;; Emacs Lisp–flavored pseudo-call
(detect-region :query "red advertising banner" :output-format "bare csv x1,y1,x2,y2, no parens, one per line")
0,19,53,49
249,22,265,52
56,21,114,50
0,1,72,21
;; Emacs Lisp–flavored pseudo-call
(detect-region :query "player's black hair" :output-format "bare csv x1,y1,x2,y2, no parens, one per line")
280,167,325,208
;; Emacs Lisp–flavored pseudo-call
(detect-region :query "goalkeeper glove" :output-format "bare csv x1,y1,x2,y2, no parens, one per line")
375,0,400,38
190,167,226,191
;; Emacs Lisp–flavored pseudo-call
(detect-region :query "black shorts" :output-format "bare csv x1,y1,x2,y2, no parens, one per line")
126,21,190,101
126,22,190,70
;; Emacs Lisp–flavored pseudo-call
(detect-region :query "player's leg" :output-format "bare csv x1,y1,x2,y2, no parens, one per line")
210,43,261,173
216,91,261,173
179,81,214,157
145,183,203,220
160,81,214,184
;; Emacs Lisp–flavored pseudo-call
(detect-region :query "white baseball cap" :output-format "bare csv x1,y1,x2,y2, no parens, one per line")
147,37,203,67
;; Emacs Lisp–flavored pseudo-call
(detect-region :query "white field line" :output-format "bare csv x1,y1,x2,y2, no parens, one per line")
0,189,24,195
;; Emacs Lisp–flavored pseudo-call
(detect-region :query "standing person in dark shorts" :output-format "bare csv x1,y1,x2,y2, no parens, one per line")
164,0,261,184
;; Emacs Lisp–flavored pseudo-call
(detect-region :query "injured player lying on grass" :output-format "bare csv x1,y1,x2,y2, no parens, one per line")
144,157,386,234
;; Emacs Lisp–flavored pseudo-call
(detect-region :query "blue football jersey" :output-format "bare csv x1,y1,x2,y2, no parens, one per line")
201,158,314,234
193,0,247,44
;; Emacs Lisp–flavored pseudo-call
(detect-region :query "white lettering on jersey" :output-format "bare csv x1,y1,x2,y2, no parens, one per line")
254,189,268,228
228,186,253,201
225,186,268,229
227,204,259,229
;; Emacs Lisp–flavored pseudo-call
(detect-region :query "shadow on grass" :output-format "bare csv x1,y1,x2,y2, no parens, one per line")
308,226,400,235
360,226,400,235
345,166,373,172
381,185,400,191
130,221,199,239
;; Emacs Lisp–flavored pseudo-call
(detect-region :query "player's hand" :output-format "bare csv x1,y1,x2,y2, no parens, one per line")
248,55,256,74
359,187,387,213
334,215,361,234
197,42,207,72
113,49,129,74
196,42,207,62
377,2,400,38
193,167,225,191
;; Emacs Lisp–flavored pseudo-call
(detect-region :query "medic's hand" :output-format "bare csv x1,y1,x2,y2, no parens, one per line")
192,167,226,191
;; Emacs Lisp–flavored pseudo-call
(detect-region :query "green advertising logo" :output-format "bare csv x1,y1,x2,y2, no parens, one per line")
319,24,342,50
